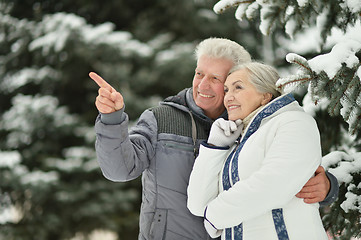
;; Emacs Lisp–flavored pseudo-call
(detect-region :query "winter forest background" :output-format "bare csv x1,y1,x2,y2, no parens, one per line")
0,0,360,239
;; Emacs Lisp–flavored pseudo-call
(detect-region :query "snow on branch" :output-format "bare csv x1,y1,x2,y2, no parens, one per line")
213,0,253,15
322,151,361,214
213,0,361,42
277,42,361,135
28,12,153,57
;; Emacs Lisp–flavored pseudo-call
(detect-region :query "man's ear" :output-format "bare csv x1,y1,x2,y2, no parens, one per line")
261,93,273,105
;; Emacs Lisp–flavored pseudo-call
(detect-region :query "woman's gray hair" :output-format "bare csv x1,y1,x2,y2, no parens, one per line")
195,37,252,66
229,62,282,98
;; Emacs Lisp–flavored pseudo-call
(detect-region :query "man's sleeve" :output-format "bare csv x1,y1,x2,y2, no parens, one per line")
94,108,157,182
99,107,126,125
320,171,339,206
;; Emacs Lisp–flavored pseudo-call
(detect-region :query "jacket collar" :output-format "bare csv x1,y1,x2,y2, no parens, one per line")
242,93,301,139
161,88,228,123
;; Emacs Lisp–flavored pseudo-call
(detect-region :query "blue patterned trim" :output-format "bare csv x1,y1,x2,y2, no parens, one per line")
222,150,236,191
272,209,290,240
221,93,295,240
234,224,243,240
225,228,232,239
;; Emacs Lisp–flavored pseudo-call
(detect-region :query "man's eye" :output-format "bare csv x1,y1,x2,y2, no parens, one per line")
213,77,223,83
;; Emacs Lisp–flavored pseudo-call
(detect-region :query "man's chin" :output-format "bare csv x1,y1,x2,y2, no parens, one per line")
195,96,213,104
195,101,212,110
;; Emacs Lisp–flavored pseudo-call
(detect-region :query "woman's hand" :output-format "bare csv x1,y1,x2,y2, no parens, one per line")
208,118,243,147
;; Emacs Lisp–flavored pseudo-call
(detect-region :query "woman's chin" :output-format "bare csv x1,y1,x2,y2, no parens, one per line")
229,116,245,121
228,117,237,121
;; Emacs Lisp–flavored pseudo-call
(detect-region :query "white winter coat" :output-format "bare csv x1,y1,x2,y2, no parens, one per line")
187,94,328,240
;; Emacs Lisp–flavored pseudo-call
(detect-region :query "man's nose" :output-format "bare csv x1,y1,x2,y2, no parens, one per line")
198,76,211,89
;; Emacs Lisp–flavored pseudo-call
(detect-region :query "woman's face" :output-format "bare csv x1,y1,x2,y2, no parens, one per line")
224,69,271,121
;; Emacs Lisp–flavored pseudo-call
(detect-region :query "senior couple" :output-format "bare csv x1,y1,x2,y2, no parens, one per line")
91,38,338,239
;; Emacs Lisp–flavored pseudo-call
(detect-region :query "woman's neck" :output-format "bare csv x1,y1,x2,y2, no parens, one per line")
242,105,265,134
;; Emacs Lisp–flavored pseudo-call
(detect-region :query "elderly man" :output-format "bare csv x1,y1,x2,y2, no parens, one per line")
90,38,338,240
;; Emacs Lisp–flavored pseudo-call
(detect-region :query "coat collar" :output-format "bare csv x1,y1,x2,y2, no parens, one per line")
161,88,228,123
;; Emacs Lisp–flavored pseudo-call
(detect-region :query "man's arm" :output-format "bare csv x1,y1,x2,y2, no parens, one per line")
296,166,339,205
94,109,157,182
90,71,157,182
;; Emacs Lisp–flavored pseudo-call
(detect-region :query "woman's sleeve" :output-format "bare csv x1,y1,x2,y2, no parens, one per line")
204,112,322,229
187,142,230,216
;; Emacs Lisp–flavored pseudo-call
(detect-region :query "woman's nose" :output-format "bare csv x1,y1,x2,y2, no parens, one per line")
224,93,234,102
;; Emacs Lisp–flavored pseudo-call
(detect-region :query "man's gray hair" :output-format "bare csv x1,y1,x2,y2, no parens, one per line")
230,62,282,98
195,37,252,66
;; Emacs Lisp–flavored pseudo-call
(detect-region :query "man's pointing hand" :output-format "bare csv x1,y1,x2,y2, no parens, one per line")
89,72,124,114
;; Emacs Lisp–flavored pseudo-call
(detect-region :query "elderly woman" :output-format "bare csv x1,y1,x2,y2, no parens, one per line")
187,62,328,240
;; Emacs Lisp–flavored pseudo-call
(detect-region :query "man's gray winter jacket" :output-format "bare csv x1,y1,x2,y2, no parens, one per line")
94,88,339,240
95,88,221,239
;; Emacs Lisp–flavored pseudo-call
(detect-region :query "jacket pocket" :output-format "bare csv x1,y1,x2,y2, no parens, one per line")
164,141,194,152
150,208,167,240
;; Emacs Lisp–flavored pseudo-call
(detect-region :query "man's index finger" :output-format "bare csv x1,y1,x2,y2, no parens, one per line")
89,72,112,89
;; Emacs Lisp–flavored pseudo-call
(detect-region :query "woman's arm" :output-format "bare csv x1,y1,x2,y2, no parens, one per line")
187,142,230,216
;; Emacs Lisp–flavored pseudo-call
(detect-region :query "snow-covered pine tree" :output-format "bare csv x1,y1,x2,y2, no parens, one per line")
0,8,153,239
212,0,361,239
1,0,259,238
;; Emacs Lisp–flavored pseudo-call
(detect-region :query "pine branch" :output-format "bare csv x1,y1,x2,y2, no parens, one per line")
279,51,361,135
276,76,312,90
286,53,312,72
276,53,313,90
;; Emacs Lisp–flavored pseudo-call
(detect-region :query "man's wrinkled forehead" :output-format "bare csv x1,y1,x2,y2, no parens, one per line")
195,65,228,79
196,56,233,75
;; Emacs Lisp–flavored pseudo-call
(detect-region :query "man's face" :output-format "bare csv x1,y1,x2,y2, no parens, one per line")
192,55,233,119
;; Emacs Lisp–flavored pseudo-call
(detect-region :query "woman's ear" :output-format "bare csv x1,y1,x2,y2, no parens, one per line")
261,93,273,105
